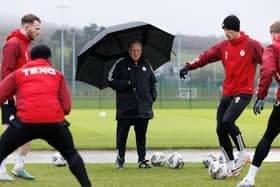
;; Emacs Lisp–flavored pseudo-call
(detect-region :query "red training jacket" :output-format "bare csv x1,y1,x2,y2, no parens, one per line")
257,35,280,101
1,29,32,79
186,32,263,96
0,58,71,123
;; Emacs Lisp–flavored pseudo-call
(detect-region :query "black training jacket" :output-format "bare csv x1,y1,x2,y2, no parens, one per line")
108,55,157,120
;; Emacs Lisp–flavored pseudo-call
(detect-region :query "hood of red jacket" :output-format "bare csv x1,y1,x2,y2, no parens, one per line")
274,35,280,48
6,29,31,45
229,31,249,45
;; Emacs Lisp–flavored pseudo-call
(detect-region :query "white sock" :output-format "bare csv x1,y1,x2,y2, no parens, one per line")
245,164,259,183
0,159,7,174
14,155,25,170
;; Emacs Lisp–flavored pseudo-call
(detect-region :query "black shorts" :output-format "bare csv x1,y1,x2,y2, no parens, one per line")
1,99,16,125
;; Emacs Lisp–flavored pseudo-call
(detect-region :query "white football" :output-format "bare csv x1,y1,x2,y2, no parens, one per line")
167,152,184,169
99,111,106,118
208,160,228,179
202,152,225,168
151,152,166,166
52,152,67,167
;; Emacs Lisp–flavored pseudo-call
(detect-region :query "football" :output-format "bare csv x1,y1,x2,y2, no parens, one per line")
52,152,67,167
167,152,184,169
202,152,225,168
99,111,106,118
150,152,166,166
208,160,228,179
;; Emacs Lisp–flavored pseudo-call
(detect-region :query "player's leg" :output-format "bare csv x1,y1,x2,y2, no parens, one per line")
12,141,34,180
237,104,280,187
223,94,252,165
0,125,33,181
43,124,91,187
116,119,131,168
0,100,15,181
134,118,150,168
217,96,234,161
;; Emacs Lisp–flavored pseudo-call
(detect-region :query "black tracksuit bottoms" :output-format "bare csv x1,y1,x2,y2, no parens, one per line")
116,118,148,162
216,94,252,160
0,123,91,187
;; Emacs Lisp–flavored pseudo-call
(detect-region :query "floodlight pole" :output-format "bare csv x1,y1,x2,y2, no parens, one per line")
71,28,76,96
57,4,68,75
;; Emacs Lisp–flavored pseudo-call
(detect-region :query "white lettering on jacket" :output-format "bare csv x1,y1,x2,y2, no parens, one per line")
22,67,56,76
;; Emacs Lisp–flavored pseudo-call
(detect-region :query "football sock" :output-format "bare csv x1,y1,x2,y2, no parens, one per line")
0,159,7,174
14,155,25,170
245,164,259,183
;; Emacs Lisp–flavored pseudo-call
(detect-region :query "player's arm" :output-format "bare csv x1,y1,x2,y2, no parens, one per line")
0,73,16,104
186,41,226,70
257,46,276,99
1,42,20,78
59,76,71,115
247,39,264,65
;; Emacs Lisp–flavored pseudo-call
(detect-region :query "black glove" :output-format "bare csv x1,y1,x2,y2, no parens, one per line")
179,66,189,79
253,99,265,115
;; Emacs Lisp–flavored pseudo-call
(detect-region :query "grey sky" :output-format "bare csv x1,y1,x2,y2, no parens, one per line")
1,0,279,42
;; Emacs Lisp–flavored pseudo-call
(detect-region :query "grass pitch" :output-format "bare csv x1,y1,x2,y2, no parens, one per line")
2,163,280,187
29,108,279,150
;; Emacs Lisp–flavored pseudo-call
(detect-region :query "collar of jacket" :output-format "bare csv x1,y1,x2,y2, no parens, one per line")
229,31,249,45
22,58,51,68
6,29,31,46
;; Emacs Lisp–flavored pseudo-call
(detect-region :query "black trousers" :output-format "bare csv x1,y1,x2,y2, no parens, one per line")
0,123,91,187
252,103,280,167
116,118,149,162
216,94,252,160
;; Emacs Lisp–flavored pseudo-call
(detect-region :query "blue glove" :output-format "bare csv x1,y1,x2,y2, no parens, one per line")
253,99,265,115
179,66,189,79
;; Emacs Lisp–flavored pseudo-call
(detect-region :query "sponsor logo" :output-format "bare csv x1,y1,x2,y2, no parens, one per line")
22,67,56,76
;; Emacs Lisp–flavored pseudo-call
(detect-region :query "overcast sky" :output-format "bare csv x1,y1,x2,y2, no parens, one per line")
1,0,279,42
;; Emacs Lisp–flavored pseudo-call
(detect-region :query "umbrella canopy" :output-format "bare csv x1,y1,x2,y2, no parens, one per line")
76,21,175,89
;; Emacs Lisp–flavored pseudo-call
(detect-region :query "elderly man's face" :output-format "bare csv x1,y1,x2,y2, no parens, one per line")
129,43,142,63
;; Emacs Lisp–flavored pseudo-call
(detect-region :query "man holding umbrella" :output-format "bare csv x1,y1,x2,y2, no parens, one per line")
108,40,157,169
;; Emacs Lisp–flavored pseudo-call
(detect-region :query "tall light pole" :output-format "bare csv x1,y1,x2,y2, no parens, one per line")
57,4,68,75
71,28,76,96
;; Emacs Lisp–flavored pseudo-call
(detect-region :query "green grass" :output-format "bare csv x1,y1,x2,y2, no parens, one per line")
2,163,280,187
26,108,280,150
72,98,228,109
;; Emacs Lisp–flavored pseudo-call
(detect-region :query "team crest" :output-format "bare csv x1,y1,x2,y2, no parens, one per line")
142,66,147,71
128,67,131,71
240,49,245,56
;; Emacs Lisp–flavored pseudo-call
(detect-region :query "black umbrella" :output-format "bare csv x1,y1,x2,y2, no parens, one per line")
76,21,175,89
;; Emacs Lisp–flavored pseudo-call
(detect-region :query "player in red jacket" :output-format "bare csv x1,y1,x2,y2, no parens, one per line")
179,15,264,177
0,45,91,187
0,13,41,181
237,21,280,187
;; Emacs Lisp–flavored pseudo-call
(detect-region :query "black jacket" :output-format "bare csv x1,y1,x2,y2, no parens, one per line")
108,55,157,120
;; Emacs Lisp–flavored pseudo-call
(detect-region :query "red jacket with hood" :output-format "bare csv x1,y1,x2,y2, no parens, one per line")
1,29,31,79
186,32,263,96
0,58,71,123
257,35,280,101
